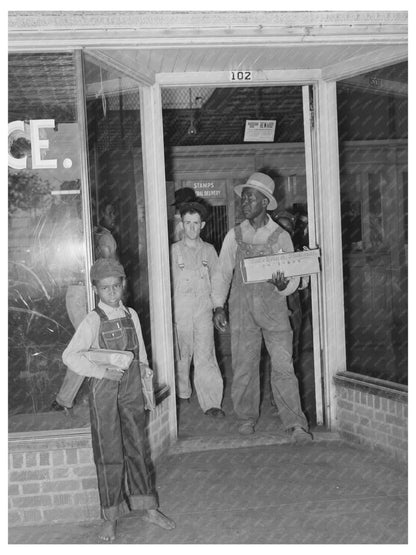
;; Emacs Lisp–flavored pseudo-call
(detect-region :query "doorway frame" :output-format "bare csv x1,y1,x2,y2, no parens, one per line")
151,71,344,432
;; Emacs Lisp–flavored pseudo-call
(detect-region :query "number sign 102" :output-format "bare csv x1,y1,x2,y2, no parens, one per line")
230,70,253,81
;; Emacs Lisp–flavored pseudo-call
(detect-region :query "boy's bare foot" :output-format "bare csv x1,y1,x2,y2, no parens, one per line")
98,519,116,541
143,509,176,530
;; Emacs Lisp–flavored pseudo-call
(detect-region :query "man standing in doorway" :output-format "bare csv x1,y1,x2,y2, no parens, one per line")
171,200,225,418
212,172,312,440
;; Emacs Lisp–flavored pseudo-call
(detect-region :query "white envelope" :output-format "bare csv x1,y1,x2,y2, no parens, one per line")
80,349,134,369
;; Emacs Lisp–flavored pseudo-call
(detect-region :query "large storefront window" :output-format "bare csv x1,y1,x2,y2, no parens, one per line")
337,62,408,384
9,52,150,433
8,52,89,431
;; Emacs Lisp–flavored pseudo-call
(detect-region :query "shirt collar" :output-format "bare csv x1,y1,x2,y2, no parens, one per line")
180,236,203,248
98,299,126,316
243,214,275,232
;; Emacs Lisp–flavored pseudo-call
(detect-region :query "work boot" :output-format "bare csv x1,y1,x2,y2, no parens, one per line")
50,400,72,416
238,421,255,435
290,426,313,443
204,408,225,418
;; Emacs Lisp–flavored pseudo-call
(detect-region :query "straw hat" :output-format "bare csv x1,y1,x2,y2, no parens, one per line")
234,172,278,210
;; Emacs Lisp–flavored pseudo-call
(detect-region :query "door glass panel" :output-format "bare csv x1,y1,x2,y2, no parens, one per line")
337,62,408,384
162,85,318,435
83,55,151,364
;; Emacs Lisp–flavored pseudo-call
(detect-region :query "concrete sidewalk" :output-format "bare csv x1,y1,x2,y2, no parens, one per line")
9,437,407,544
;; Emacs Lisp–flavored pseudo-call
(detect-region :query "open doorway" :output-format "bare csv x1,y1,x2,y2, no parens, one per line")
161,85,319,439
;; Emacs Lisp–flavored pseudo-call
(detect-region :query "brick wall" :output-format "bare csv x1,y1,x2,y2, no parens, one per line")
334,371,407,465
9,389,173,527
146,387,172,459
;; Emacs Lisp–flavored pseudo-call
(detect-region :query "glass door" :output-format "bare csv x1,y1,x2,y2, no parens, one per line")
161,84,323,436
82,54,151,352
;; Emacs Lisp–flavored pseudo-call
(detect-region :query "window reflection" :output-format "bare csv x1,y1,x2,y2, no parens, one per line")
83,55,150,358
8,52,89,430
338,62,408,384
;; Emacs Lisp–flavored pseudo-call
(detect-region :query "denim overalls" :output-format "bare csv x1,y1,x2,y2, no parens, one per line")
172,241,223,411
229,225,308,430
89,306,157,521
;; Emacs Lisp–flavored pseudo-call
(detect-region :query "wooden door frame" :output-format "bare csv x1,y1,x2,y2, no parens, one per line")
156,74,342,430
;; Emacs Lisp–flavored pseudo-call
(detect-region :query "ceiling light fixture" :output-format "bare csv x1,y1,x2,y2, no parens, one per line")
187,88,198,136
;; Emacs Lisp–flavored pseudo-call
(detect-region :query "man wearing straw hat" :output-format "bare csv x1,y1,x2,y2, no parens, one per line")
212,172,312,441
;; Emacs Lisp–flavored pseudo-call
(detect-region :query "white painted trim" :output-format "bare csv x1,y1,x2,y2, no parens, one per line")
8,11,407,49
313,80,346,430
8,36,407,52
302,85,324,426
156,70,321,87
139,84,178,441
75,50,95,312
8,11,408,30
8,44,80,52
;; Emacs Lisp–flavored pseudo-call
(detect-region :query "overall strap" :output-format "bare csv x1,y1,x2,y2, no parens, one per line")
267,226,285,252
94,306,108,321
233,223,254,259
173,242,185,270
201,243,209,267
234,224,243,246
174,241,209,269
123,307,133,320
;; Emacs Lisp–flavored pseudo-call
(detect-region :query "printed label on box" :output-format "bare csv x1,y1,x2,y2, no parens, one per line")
241,249,320,283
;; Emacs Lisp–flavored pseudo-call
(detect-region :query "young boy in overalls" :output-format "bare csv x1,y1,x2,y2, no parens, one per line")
62,258,175,541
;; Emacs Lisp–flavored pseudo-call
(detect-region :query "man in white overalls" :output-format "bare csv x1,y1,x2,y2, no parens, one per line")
171,200,225,418
212,172,312,440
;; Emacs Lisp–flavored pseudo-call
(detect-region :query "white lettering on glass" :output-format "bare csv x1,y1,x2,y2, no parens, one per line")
8,119,58,169
30,120,57,169
8,120,27,170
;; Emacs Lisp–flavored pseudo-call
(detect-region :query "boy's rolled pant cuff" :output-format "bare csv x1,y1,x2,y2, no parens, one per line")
130,494,158,511
101,495,158,521
101,500,130,521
